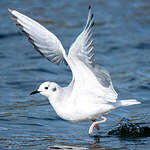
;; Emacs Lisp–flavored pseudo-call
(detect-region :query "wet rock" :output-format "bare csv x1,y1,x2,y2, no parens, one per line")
108,118,150,137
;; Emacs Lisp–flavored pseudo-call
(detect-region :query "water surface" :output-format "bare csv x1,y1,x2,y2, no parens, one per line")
1,0,150,149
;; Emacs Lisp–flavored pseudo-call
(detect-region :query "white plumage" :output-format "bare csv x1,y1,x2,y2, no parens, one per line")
9,7,141,135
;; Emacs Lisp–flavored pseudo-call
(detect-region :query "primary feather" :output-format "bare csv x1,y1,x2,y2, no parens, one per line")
68,6,95,67
8,8,66,64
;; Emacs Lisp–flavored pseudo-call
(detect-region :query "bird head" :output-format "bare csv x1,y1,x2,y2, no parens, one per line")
30,81,59,100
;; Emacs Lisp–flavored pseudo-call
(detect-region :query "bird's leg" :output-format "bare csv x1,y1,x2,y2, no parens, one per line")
92,120,100,130
88,116,107,135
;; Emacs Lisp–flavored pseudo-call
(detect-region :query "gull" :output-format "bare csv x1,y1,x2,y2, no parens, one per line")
9,6,141,135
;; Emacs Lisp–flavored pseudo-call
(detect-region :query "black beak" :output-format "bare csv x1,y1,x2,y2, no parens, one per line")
30,90,39,95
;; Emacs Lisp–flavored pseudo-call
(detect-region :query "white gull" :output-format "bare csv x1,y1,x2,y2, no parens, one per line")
9,6,141,135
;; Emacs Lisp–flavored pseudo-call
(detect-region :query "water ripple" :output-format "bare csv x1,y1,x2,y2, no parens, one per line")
1,0,150,149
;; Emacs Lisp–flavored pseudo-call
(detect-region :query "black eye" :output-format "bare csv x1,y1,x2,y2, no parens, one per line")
52,87,56,92
45,87,48,90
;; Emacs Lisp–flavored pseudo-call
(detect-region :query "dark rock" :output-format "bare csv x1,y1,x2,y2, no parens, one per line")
108,118,150,137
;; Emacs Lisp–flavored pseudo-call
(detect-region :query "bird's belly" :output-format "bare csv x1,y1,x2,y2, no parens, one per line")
54,102,115,122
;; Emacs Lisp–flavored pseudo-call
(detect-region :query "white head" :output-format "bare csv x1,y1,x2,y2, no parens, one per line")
30,81,60,101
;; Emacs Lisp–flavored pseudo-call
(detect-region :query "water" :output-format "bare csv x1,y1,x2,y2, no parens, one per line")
1,0,150,149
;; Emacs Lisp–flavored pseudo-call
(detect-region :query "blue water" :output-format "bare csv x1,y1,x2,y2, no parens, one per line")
1,0,150,149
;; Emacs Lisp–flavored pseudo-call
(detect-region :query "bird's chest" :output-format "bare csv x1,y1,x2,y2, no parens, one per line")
51,100,108,122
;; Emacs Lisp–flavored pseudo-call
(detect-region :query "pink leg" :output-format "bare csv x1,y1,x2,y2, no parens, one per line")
92,120,100,130
88,116,107,135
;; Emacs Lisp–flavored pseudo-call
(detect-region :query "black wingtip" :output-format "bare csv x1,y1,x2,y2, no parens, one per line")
91,14,94,19
88,5,91,10
91,22,94,27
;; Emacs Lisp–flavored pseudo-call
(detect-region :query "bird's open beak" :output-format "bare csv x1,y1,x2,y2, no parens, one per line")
30,90,39,95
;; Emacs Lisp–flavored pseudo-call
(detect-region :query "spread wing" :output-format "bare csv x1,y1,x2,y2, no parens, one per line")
68,6,95,67
8,8,67,64
9,7,118,102
68,6,118,101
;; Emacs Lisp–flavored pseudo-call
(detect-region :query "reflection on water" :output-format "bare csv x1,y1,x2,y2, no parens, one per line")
1,0,150,149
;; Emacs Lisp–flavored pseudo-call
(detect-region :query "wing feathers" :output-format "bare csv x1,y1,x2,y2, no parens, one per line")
68,6,118,101
68,6,95,67
9,7,118,102
9,9,66,65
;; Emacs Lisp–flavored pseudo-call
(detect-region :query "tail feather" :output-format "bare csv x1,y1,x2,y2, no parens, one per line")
117,99,141,107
